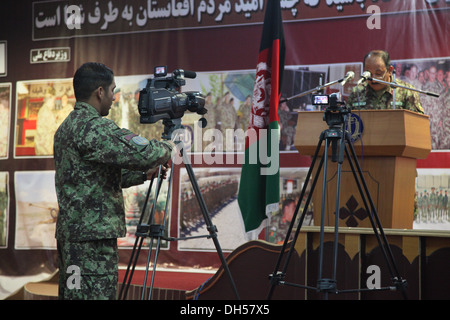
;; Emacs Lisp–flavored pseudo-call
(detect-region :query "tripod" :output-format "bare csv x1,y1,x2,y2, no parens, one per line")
119,120,240,300
267,104,408,300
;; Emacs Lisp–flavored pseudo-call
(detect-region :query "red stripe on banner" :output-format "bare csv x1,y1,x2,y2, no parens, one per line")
269,39,281,124
417,152,450,168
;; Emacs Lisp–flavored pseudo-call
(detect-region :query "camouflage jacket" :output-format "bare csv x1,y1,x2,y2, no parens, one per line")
346,79,424,114
54,102,173,241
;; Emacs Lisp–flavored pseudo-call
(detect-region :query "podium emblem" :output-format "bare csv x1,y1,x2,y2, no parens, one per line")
338,195,368,227
346,113,364,143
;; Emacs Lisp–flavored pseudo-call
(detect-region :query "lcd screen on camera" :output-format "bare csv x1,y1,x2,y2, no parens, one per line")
154,66,167,77
312,95,329,105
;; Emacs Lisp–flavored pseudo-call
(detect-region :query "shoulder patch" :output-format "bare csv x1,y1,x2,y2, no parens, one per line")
124,133,138,141
131,136,150,146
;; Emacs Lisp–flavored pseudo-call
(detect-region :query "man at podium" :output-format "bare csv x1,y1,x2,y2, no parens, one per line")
347,50,424,114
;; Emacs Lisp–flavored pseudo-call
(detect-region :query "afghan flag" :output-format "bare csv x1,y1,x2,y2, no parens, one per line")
237,0,285,234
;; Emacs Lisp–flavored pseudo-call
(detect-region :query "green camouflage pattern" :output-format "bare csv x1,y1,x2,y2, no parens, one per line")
54,102,173,242
217,100,237,130
57,238,118,300
268,213,291,244
347,78,424,114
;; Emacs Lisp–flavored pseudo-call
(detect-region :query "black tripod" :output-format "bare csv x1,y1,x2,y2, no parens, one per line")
267,102,407,300
119,119,240,300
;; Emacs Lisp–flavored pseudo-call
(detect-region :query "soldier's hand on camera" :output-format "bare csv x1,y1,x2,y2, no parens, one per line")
146,164,169,180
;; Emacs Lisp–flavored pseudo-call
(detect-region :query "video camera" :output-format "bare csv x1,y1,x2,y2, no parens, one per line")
138,66,207,124
312,93,350,127
311,93,343,109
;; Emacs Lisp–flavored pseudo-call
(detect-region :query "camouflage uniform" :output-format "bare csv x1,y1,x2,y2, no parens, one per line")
57,239,118,300
218,101,237,131
35,96,58,155
268,214,292,245
0,102,8,157
237,98,251,130
0,188,6,246
437,87,450,149
54,101,173,299
346,79,424,114
217,101,237,151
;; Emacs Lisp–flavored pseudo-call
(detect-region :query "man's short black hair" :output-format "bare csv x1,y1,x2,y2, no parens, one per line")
73,62,114,101
364,50,391,69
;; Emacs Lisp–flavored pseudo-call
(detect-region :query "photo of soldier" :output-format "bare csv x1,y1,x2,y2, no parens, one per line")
107,88,122,125
0,85,10,158
198,72,252,152
236,94,251,130
15,80,74,157
34,87,58,155
268,198,296,244
267,168,312,245
203,92,217,130
216,92,237,151
0,172,7,247
415,170,450,229
178,168,246,251
14,171,57,249
396,59,449,150
120,177,171,248
438,71,450,149
278,97,298,151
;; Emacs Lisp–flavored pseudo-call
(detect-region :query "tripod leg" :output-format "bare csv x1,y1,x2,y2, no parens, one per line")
314,130,349,299
119,175,157,300
317,137,332,283
119,236,145,300
181,150,240,300
141,236,155,300
332,131,347,283
147,161,176,300
343,133,407,298
122,165,169,300
267,132,326,300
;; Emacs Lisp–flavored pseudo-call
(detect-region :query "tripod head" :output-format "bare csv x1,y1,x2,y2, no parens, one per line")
161,118,184,140
321,94,351,129
318,94,351,163
161,117,207,141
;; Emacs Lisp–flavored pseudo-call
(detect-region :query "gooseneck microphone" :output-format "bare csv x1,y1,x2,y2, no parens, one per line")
340,71,355,86
357,71,371,85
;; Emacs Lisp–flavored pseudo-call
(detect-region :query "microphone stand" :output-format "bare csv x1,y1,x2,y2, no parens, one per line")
368,77,440,98
392,69,396,109
279,75,351,104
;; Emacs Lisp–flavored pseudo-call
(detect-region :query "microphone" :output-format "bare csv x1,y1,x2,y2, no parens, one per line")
173,69,197,79
340,71,355,86
198,117,207,128
357,71,371,85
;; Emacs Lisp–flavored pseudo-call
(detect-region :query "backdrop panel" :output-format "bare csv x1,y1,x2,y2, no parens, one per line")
0,0,448,298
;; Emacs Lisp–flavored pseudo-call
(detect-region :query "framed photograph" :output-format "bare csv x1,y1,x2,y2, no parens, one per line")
0,41,6,77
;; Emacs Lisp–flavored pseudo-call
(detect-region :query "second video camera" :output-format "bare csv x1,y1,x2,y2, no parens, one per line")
138,66,206,124
312,93,341,109
312,93,350,127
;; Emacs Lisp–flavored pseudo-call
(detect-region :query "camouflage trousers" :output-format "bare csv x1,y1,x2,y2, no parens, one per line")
57,238,118,300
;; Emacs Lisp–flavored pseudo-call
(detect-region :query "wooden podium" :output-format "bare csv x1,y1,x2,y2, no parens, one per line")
294,110,431,229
